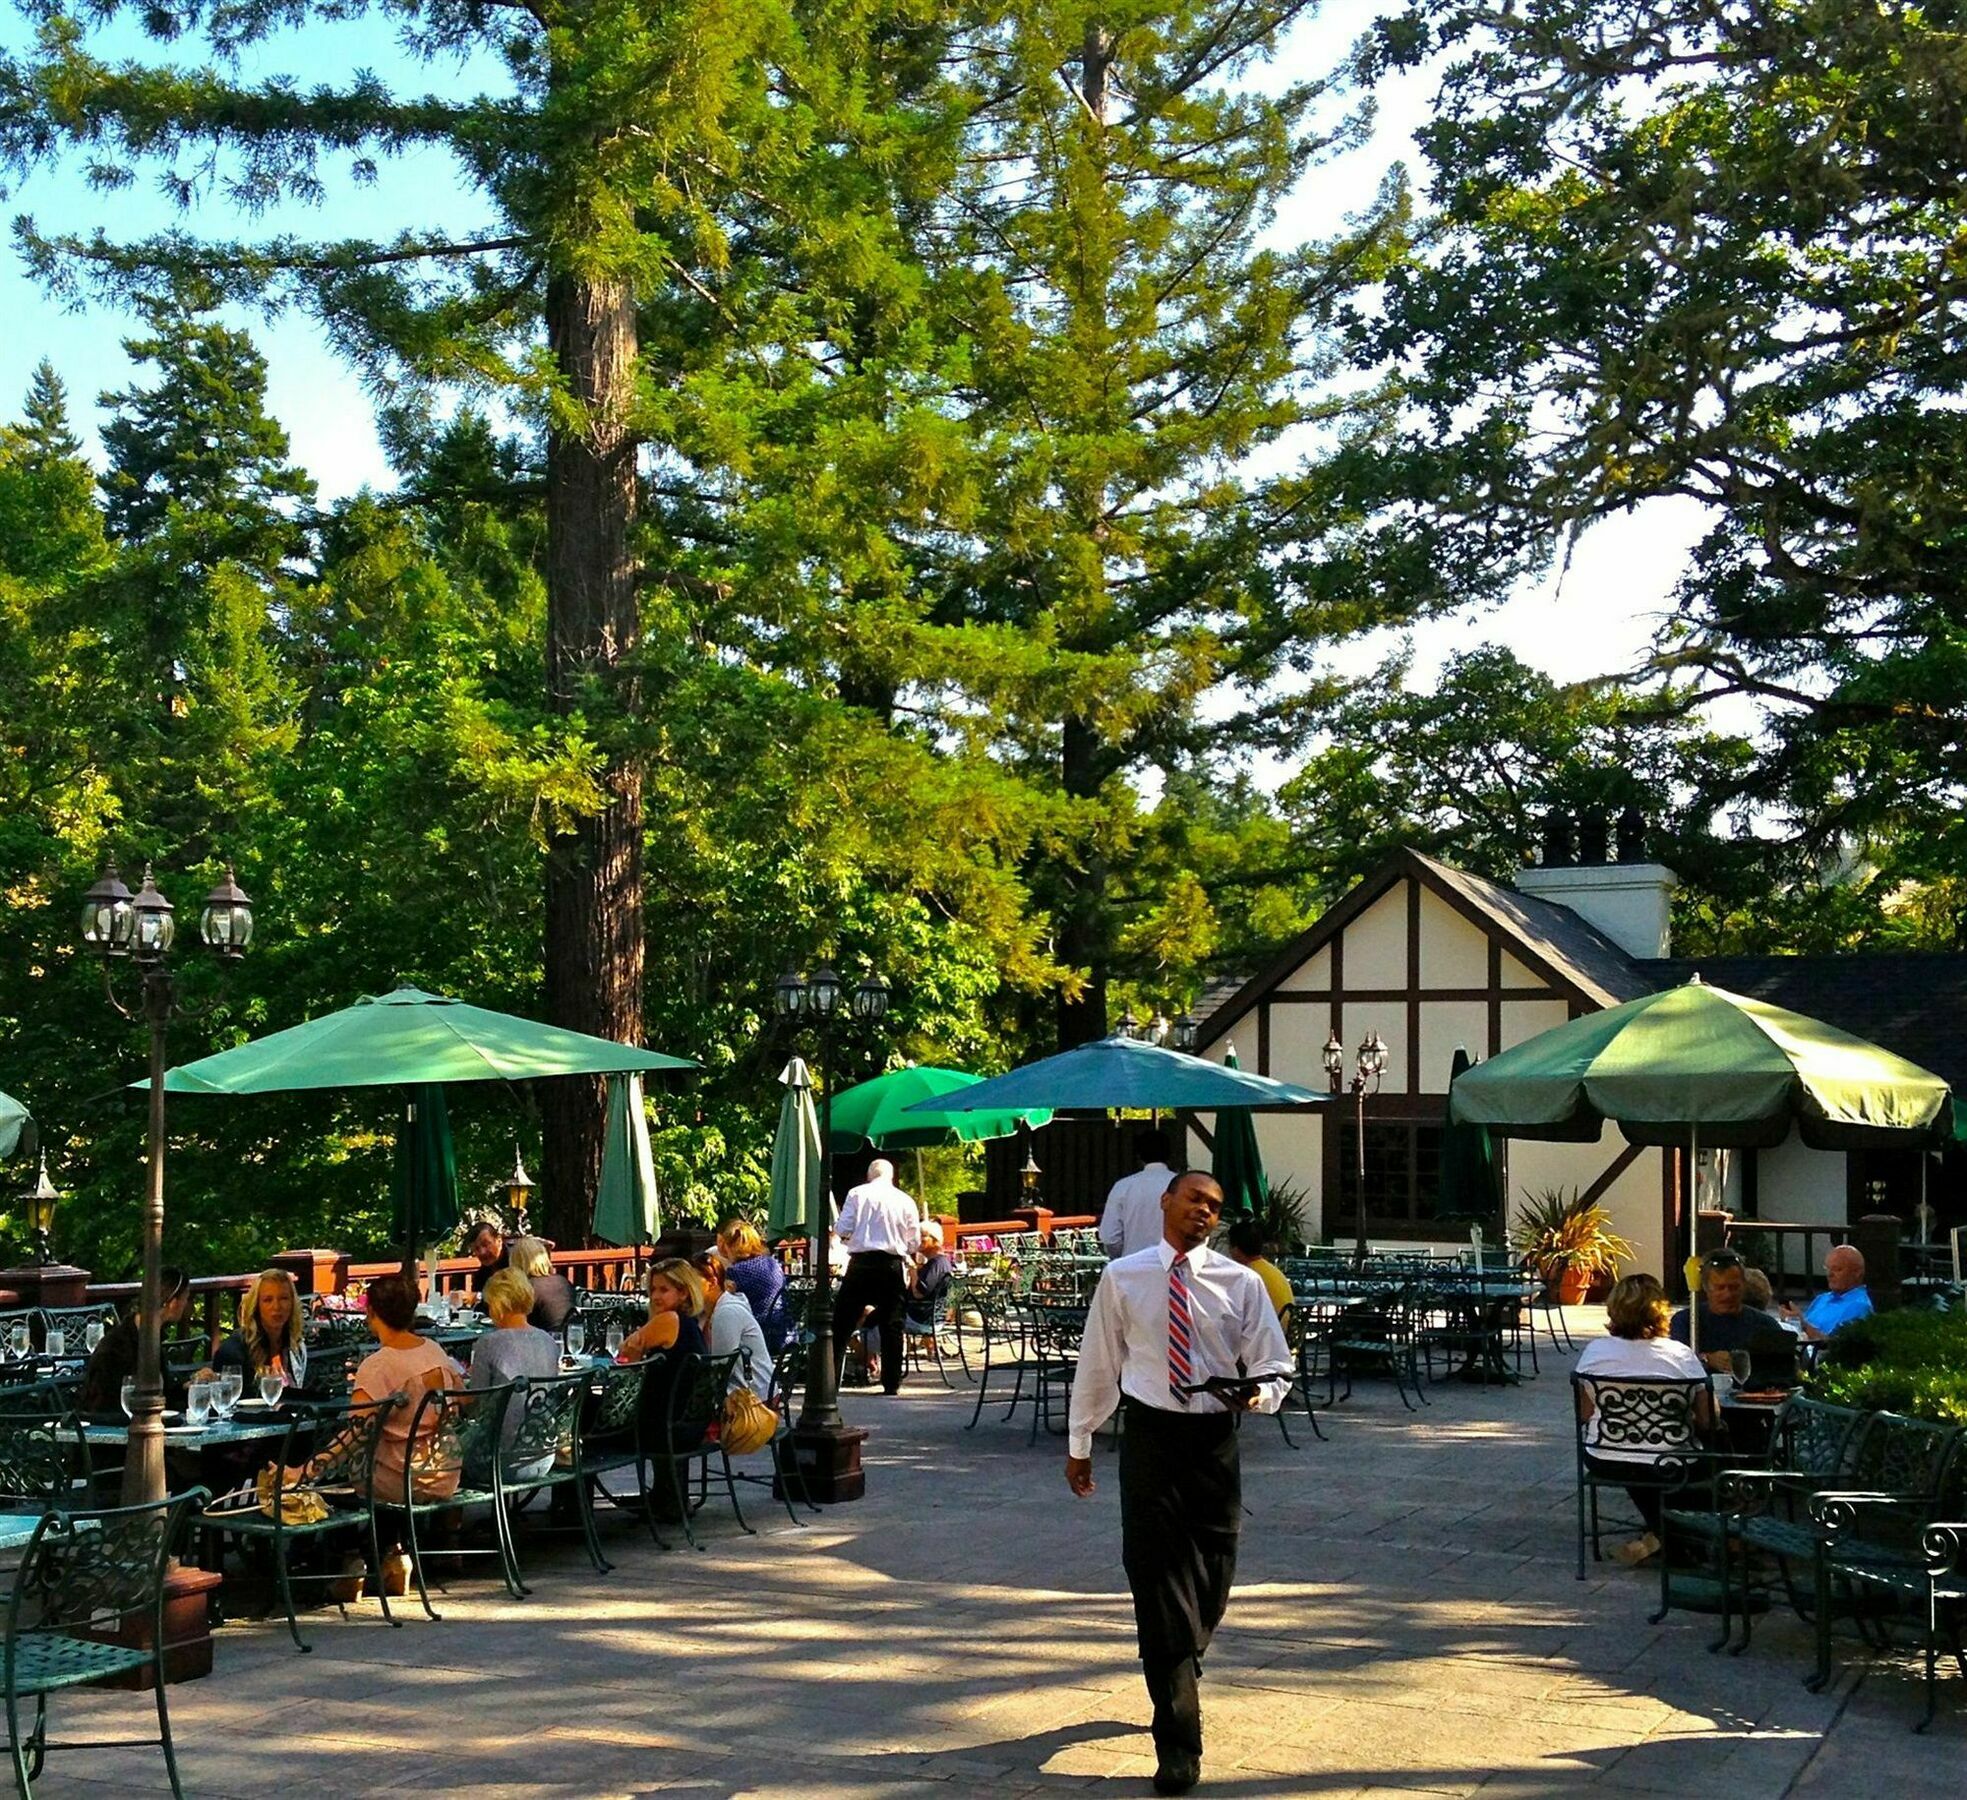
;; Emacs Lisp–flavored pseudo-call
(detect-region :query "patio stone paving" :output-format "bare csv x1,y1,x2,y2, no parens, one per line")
36,1316,1964,1796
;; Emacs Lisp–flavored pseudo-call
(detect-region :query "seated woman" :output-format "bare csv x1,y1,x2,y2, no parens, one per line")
80,1265,195,1414
693,1251,774,1401
342,1273,464,1503
212,1267,304,1388
468,1268,563,1480
616,1260,712,1494
717,1219,790,1355
507,1237,577,1336
1574,1273,1714,1567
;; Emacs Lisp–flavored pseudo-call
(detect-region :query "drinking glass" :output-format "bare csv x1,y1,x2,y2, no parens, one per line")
120,1377,136,1419
566,1321,587,1358
215,1371,243,1419
290,1340,308,1391
7,1322,27,1360
84,1318,105,1354
606,1321,625,1358
1728,1350,1753,1389
186,1379,213,1427
44,1327,65,1360
259,1372,286,1408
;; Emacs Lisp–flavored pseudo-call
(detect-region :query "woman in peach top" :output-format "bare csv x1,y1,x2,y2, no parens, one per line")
348,1273,464,1501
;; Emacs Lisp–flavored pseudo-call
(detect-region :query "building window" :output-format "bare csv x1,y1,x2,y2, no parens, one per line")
1331,1118,1449,1233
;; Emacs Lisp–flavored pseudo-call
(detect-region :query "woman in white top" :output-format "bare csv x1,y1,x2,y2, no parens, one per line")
1574,1273,1713,1567
694,1251,775,1401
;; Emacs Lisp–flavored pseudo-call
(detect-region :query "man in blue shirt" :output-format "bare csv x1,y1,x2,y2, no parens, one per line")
1786,1245,1874,1341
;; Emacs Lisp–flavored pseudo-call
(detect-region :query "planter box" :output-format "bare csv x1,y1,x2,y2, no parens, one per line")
93,1564,222,1690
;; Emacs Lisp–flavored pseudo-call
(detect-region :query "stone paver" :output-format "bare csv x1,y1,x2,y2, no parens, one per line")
32,1320,1965,1795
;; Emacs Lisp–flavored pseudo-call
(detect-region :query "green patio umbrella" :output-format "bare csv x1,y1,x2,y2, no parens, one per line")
0,1090,27,1161
827,1065,1051,1149
767,1057,824,1243
593,1074,660,1248
389,1084,459,1263
1438,1047,1502,1231
1210,1050,1269,1222
913,1034,1324,1116
149,983,698,1094
1449,976,1951,1349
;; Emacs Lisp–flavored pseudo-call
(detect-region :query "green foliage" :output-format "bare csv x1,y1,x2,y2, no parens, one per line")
1513,1186,1633,1279
1808,1308,1967,1427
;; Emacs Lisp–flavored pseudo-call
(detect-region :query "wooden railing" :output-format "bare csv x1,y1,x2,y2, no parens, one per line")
84,1274,252,1354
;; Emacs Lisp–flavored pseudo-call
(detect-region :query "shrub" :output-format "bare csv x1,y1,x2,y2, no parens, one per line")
1806,1307,1967,1426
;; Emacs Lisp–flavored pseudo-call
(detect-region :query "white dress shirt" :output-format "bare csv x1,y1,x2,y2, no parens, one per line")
1068,1240,1292,1457
1098,1163,1177,1257
834,1177,923,1258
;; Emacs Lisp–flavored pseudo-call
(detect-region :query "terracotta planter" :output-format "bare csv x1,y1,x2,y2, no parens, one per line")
1543,1266,1591,1307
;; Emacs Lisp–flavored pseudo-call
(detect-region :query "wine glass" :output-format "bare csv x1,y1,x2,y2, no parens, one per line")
84,1318,105,1354
606,1320,625,1359
259,1372,286,1408
215,1371,243,1419
566,1320,587,1359
120,1377,136,1419
1728,1350,1753,1390
186,1379,213,1428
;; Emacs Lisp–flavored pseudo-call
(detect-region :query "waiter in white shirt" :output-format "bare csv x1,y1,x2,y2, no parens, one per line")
1098,1128,1178,1258
830,1158,923,1395
1068,1171,1291,1796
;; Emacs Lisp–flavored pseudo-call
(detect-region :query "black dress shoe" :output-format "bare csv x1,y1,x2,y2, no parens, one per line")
1153,1754,1201,1795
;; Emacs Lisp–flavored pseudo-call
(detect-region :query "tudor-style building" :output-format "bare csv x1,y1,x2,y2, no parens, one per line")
1192,842,1967,1278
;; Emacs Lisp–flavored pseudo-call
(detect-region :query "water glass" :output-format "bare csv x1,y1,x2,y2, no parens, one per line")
44,1327,65,1360
7,1322,27,1360
215,1371,243,1418
606,1321,625,1358
1728,1350,1754,1389
259,1372,286,1408
566,1321,587,1358
85,1319,105,1354
120,1377,136,1419
186,1379,213,1427
290,1340,308,1390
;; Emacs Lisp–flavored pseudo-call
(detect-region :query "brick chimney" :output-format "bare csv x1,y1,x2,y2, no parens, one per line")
1516,809,1678,958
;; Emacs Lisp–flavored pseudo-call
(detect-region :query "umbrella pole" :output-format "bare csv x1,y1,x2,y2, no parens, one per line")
1688,1122,1700,1359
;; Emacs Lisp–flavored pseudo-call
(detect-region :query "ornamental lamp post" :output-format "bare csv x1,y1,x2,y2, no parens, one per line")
1172,1012,1200,1053
772,957,888,1503
81,858,254,1505
498,1145,536,1238
1325,1028,1389,1264
21,1154,59,1268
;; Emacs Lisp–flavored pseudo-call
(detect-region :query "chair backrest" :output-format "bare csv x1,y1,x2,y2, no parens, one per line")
0,1416,89,1510
404,1383,511,1498
582,1359,649,1449
297,1395,402,1498
1773,1394,1866,1480
498,1371,584,1480
0,1377,77,1422
1030,1300,1088,1356
1572,1373,1708,1456
1848,1411,1960,1503
305,1312,374,1351
6,1490,204,1646
664,1352,739,1457
36,1304,118,1350
301,1343,365,1400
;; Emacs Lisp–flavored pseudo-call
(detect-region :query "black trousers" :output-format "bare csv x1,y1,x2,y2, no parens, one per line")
1584,1451,1665,1533
833,1252,906,1394
1120,1398,1241,1762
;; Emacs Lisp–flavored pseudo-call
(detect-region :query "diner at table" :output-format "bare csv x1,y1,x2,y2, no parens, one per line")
210,1266,305,1388
693,1251,774,1400
332,1272,465,1502
79,1263,195,1414
508,1236,578,1335
1669,1248,1784,1370
718,1218,791,1354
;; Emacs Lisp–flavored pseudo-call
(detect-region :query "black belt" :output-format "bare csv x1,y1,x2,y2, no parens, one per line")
848,1250,904,1263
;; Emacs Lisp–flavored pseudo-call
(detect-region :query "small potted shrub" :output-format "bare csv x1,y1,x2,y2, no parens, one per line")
1514,1187,1634,1305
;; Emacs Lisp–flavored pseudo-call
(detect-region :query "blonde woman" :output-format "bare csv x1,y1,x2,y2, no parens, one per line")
617,1260,711,1499
507,1236,577,1335
213,1268,304,1386
717,1218,789,1353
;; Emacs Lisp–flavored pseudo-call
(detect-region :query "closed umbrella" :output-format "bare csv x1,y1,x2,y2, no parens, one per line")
389,1084,459,1268
914,1034,1323,1116
1439,1047,1502,1235
0,1091,27,1161
1211,1050,1269,1222
1451,976,1952,1349
828,1064,1050,1148
593,1074,660,1248
768,1058,824,1243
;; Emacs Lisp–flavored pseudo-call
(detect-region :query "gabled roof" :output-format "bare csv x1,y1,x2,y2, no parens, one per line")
1195,846,1650,1051
1647,955,1967,1095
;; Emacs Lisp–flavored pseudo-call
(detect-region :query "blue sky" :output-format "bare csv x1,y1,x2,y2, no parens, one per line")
0,4,1702,697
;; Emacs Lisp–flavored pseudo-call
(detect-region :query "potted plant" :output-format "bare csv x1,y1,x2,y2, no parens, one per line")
1514,1187,1634,1305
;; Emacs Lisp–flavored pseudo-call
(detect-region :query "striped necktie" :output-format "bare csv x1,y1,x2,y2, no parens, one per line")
1168,1252,1193,1403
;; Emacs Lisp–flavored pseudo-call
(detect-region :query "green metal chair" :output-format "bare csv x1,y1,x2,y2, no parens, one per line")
393,1383,514,1618
4,1490,207,1799
198,1396,400,1652
573,1359,653,1547
0,1417,92,1515
486,1371,607,1592
642,1352,744,1551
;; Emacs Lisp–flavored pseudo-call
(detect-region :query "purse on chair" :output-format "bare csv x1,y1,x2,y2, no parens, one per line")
722,1387,779,1456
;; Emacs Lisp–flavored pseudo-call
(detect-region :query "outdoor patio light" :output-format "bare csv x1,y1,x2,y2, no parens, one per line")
1173,1012,1200,1053
1021,1148,1043,1200
499,1144,536,1237
774,964,809,1018
1115,1008,1141,1040
79,859,135,955
852,971,890,1022
127,864,177,964
808,963,843,1018
1147,1010,1171,1047
1322,1030,1346,1087
1360,1031,1390,1080
21,1152,59,1267
199,865,255,960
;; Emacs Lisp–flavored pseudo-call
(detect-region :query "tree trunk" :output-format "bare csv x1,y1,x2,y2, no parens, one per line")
541,270,644,1246
1056,712,1109,1048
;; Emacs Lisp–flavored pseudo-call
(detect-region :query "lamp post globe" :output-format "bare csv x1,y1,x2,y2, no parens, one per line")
199,866,254,960
809,963,843,1019
774,964,808,1019
1322,1030,1345,1089
1173,1012,1199,1053
80,860,135,956
127,865,176,964
851,971,889,1022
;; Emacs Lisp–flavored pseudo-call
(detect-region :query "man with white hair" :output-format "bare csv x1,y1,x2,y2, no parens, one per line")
1786,1244,1874,1342
831,1158,923,1395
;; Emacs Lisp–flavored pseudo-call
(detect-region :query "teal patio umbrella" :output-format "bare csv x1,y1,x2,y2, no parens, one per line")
916,1034,1324,1116
1439,1047,1502,1233
593,1074,660,1248
1211,1050,1269,1222
827,1065,1050,1149
0,1090,27,1161
389,1084,459,1266
767,1057,824,1243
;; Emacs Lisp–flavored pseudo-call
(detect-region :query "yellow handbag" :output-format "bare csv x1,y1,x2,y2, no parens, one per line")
722,1387,779,1457
255,1465,329,1525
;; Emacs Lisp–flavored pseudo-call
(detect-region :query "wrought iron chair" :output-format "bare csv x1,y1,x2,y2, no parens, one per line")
485,1370,607,1592
1027,1299,1087,1444
0,1417,92,1514
394,1383,514,1618
199,1397,400,1651
963,1285,1043,1431
642,1352,745,1550
3,1490,207,1799
1329,1282,1429,1412
573,1359,653,1547
1571,1372,1721,1578
299,1343,365,1402
900,1282,958,1388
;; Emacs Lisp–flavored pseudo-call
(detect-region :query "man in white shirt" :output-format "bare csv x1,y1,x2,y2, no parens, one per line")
1067,1172,1291,1796
830,1159,923,1395
1098,1128,1178,1258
